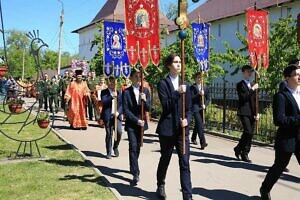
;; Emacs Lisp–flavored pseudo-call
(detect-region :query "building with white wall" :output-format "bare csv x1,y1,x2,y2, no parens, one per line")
72,0,173,62
187,0,300,83
73,0,299,84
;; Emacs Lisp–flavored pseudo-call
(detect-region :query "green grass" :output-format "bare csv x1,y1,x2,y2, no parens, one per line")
0,107,117,200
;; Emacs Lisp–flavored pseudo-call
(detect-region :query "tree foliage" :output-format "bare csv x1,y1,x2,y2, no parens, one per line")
0,30,77,80
89,23,104,76
215,17,300,95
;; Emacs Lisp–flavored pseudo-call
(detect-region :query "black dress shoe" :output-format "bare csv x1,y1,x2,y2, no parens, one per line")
106,153,112,159
241,154,252,163
156,185,166,199
113,148,119,157
260,187,271,200
131,175,139,186
191,139,197,145
283,168,289,172
234,147,241,160
200,142,208,150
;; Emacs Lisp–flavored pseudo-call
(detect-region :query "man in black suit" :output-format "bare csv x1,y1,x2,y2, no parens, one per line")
190,71,209,149
101,76,122,159
260,64,300,200
122,68,151,186
234,65,259,163
155,54,193,200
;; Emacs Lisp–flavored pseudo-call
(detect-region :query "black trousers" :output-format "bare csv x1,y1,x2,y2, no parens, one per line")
261,149,300,192
235,115,255,155
61,91,66,109
43,93,48,110
156,133,192,200
104,117,122,155
127,127,141,176
191,111,206,144
87,98,94,120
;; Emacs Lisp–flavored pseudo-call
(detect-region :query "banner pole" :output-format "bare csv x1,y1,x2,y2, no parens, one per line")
140,66,144,147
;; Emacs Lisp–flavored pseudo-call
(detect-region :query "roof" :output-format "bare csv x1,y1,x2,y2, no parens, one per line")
167,0,293,32
72,0,174,33
188,0,293,23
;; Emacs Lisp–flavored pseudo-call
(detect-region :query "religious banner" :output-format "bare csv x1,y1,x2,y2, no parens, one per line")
104,21,129,77
125,0,160,68
246,10,269,69
122,63,131,78
192,23,210,71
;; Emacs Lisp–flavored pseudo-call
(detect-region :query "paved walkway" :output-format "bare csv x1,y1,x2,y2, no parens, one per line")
51,111,299,200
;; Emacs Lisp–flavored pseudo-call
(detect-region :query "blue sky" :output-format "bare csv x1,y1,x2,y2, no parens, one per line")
1,0,207,55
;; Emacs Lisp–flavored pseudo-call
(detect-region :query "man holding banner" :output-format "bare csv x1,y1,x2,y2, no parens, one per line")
156,54,192,200
123,68,151,186
100,76,123,159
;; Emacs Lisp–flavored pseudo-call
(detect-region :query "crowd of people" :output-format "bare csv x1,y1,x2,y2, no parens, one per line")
0,55,299,200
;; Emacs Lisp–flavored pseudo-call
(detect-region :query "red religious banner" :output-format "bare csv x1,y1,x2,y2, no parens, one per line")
246,10,269,69
125,0,160,68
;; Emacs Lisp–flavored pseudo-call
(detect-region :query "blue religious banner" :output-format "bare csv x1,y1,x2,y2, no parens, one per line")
114,64,121,78
192,23,210,71
104,21,130,77
122,63,131,78
104,63,113,77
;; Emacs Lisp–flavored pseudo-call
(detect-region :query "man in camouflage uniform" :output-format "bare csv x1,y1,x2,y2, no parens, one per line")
86,70,98,120
48,76,60,113
36,76,44,109
61,70,74,118
59,70,69,110
42,73,50,111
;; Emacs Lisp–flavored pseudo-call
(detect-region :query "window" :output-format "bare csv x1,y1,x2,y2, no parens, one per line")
237,20,240,32
287,7,291,17
218,24,221,37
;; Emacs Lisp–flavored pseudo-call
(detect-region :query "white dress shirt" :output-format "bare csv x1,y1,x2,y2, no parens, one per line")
133,85,140,104
286,86,300,110
243,79,251,89
109,89,115,114
169,74,179,91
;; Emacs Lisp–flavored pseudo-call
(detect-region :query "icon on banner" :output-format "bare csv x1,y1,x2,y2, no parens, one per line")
112,34,121,49
253,23,262,39
197,34,205,47
135,8,149,28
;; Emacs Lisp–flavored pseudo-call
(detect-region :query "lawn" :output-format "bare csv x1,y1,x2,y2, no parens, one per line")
0,107,117,200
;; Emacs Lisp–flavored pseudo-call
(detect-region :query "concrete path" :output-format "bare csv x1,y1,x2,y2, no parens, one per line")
51,111,299,200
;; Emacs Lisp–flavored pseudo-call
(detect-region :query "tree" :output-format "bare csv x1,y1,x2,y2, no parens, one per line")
89,23,104,76
215,16,300,95
3,30,36,78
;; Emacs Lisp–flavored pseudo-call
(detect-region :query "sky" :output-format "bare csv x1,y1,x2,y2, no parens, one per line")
1,0,207,55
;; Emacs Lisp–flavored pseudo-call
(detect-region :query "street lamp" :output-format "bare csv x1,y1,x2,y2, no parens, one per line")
57,0,64,75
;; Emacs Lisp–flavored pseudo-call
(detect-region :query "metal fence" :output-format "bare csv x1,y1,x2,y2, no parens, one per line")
150,82,277,144
205,82,276,143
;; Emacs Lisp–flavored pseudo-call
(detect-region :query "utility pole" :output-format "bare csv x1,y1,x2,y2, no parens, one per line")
22,48,25,80
0,0,8,67
57,0,64,75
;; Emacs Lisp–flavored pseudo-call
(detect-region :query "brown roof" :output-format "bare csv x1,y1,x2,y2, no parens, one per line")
188,0,293,23
168,0,293,32
72,0,174,33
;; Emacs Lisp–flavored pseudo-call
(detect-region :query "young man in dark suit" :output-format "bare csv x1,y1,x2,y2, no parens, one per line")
155,54,193,200
234,65,259,163
190,71,209,149
122,68,151,186
260,64,300,200
101,76,122,159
